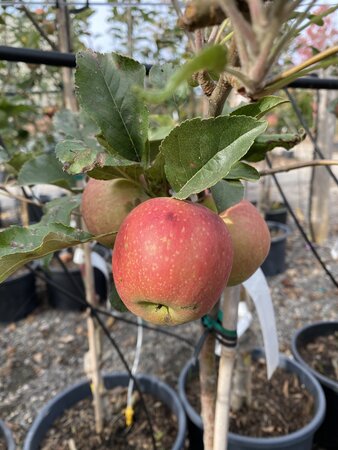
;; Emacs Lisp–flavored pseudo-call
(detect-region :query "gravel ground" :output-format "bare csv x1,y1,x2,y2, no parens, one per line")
0,154,338,448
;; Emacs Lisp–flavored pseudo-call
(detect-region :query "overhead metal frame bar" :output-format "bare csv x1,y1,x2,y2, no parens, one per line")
0,45,338,89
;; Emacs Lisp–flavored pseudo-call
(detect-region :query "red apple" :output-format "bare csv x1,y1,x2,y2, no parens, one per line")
112,197,234,325
220,200,270,286
81,178,149,247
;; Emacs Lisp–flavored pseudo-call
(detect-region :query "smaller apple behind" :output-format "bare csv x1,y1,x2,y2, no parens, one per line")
81,178,149,247
112,197,234,326
219,200,271,286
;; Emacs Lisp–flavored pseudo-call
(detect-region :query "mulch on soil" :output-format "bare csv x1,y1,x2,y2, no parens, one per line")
299,332,338,382
42,388,178,450
185,357,315,438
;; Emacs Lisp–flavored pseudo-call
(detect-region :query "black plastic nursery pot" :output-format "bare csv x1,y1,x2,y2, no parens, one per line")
0,271,38,323
46,266,107,311
23,373,187,450
0,419,16,450
178,349,326,450
261,221,290,277
27,195,50,224
291,321,338,450
264,203,288,224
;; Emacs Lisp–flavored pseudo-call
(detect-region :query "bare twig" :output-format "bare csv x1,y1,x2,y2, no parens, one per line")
171,0,182,17
208,25,220,44
247,0,267,29
0,186,42,207
194,28,204,51
214,18,229,43
172,0,196,51
267,0,316,71
219,0,258,62
259,159,338,176
269,45,338,86
19,2,57,50
208,73,232,116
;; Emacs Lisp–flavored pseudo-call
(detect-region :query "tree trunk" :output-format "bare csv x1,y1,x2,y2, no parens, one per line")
56,0,77,111
213,286,240,450
311,70,337,243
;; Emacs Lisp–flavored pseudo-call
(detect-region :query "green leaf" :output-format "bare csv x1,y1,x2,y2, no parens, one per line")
55,139,135,176
211,180,244,213
40,195,82,226
135,45,227,103
55,110,139,177
0,223,92,283
75,50,148,162
144,152,167,196
230,96,288,119
243,130,306,162
54,109,98,141
148,64,189,101
109,280,128,312
7,152,36,173
18,153,75,190
0,147,10,164
161,116,267,199
225,161,260,181
88,165,143,182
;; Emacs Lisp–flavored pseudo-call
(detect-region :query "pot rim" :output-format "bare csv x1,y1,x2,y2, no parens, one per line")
1,270,34,286
23,372,186,450
0,419,16,450
266,221,291,243
291,321,338,393
178,349,326,446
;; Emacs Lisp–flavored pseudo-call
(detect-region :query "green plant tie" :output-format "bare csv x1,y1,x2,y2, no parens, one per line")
201,312,237,347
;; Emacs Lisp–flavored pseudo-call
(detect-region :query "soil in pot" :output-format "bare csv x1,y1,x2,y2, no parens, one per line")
297,333,338,383
41,387,179,450
185,357,315,438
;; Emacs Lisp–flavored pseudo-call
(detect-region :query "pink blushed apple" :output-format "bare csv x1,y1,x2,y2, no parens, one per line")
220,200,271,286
112,197,234,325
81,178,149,247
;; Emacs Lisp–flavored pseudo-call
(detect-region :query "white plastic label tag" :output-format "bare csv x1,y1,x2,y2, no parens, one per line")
91,251,109,282
243,268,279,379
73,248,85,265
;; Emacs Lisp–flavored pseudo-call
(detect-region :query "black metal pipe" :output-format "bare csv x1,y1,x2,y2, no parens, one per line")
0,45,337,89
0,45,76,68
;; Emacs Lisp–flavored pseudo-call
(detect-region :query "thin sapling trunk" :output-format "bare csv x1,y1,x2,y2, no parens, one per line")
213,285,241,450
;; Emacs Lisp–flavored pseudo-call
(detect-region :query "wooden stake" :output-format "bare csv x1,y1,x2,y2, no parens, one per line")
83,241,104,434
213,285,241,450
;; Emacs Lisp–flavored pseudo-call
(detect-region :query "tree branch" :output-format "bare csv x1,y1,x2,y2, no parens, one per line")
269,45,338,86
0,186,42,207
19,3,57,51
259,159,338,176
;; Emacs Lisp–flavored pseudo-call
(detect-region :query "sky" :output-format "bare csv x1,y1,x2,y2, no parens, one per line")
81,0,338,53
81,2,176,53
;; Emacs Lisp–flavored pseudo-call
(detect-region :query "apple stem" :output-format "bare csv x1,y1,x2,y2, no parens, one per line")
213,285,241,450
83,241,105,434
